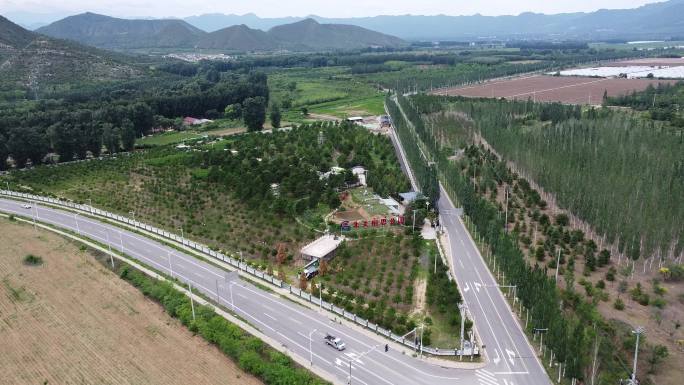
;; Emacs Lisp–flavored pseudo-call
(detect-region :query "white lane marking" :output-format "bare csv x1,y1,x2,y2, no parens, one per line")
505,349,516,366
459,258,465,268
261,304,275,312
494,371,529,375
289,317,302,325
232,284,460,380
237,293,248,299
493,349,501,365
1,201,451,382
263,312,277,321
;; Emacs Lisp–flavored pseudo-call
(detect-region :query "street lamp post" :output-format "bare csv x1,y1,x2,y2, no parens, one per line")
88,198,93,214
106,230,114,268
631,327,645,384
74,213,80,235
229,281,238,311
168,251,173,278
348,345,378,385
129,211,136,225
555,248,561,283
308,329,317,366
179,227,185,245
534,328,548,354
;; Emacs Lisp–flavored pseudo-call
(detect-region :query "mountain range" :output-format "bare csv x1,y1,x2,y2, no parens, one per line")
181,0,684,41
35,13,406,51
0,15,139,91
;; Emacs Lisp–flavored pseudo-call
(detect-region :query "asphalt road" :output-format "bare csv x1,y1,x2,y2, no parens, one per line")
1,198,475,385
0,117,551,385
385,107,552,385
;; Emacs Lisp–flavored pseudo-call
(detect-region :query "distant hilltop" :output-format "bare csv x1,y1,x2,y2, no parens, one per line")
35,13,406,52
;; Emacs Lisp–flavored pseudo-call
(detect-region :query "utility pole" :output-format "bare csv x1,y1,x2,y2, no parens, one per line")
555,248,561,284
74,213,80,235
168,251,173,278
106,230,114,268
189,284,196,321
504,187,509,233
630,327,645,384
459,303,466,360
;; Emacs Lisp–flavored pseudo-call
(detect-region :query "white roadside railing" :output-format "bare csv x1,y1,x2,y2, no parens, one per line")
0,189,477,357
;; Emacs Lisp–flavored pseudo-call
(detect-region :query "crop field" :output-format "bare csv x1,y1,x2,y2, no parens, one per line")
433,75,677,104
0,219,262,385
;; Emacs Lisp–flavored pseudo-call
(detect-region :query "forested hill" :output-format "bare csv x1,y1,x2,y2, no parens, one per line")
267,19,406,50
0,16,140,94
184,0,684,41
35,13,406,51
36,12,205,50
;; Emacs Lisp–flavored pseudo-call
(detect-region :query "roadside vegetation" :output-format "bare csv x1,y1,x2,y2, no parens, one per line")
119,265,329,385
387,93,681,384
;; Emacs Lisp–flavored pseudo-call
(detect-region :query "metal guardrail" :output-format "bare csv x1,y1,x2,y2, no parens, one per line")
0,189,478,357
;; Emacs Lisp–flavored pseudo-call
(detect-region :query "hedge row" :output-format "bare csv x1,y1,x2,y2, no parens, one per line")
118,266,329,385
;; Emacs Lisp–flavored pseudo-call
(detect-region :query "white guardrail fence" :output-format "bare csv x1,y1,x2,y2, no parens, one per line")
0,189,478,357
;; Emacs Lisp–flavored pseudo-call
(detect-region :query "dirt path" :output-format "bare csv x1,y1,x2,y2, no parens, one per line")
0,218,262,385
411,278,427,316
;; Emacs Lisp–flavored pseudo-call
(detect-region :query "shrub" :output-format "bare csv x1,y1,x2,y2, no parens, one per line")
614,298,625,310
23,254,43,266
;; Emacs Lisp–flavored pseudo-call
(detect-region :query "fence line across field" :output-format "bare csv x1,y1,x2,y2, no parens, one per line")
0,189,477,357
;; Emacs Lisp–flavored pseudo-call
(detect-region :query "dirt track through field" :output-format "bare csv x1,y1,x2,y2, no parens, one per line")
0,219,262,385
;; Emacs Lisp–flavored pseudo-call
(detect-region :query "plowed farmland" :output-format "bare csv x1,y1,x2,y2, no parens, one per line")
0,219,262,385
433,75,676,104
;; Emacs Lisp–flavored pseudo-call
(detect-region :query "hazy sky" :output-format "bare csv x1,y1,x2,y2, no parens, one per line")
0,0,665,18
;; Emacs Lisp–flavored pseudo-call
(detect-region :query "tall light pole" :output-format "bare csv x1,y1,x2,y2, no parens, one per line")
308,328,317,366
459,303,466,360
348,345,378,385
188,284,196,321
555,248,562,283
87,198,93,214
129,210,136,225
631,326,645,384
179,227,185,245
229,281,238,311
74,213,80,235
168,251,174,278
106,230,114,268
534,328,548,354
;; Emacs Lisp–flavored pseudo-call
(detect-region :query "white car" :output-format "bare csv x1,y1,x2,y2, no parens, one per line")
21,204,31,209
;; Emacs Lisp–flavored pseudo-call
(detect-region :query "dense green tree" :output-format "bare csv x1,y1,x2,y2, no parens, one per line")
8,127,49,168
243,96,267,132
0,134,8,170
120,119,136,152
102,123,119,154
269,103,282,129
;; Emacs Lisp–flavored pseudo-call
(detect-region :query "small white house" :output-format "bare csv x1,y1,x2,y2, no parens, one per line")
351,166,367,186
301,234,345,261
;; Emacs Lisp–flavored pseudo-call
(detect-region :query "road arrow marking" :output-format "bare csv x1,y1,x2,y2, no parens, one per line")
474,282,482,292
505,349,516,366
493,349,501,365
463,282,470,292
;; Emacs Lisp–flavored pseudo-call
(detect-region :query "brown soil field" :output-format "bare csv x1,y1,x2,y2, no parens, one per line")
433,75,677,105
0,219,262,385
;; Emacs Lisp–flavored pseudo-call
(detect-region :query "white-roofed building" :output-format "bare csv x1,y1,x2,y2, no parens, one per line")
300,234,345,261
351,166,367,186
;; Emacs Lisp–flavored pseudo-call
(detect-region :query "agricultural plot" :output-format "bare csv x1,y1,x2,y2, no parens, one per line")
433,75,677,104
0,219,262,385
553,66,684,79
